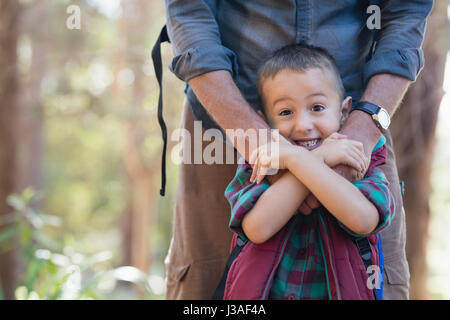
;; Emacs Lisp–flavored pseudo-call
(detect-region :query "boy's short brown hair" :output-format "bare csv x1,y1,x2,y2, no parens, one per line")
258,43,345,110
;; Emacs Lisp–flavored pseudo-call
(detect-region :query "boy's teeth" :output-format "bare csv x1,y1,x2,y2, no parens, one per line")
298,139,318,147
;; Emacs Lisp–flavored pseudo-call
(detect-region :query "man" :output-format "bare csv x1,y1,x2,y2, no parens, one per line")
163,0,433,299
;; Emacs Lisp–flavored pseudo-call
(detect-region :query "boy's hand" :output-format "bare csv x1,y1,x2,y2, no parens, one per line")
298,194,321,215
249,131,296,184
299,133,370,215
312,133,369,174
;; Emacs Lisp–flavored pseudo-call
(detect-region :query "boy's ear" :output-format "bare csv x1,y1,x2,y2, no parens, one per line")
341,96,352,119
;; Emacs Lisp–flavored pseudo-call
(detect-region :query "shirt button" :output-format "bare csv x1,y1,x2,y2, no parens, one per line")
288,295,296,300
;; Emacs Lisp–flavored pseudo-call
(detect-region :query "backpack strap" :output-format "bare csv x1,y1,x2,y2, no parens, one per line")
375,235,384,300
151,25,170,196
352,236,378,299
353,237,373,270
212,236,248,300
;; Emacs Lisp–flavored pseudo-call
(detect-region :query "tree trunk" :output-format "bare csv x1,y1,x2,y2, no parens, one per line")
17,0,48,198
0,0,22,300
118,0,181,274
390,1,449,299
118,0,154,273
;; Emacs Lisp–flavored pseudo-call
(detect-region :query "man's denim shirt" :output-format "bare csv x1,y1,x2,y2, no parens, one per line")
165,0,433,130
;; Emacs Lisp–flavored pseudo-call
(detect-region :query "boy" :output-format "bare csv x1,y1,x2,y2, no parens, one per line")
222,44,395,300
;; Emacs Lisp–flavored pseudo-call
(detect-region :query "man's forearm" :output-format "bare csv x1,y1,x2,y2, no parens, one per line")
341,73,411,155
189,70,271,162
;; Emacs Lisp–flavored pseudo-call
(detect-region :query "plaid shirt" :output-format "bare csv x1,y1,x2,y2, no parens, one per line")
225,137,394,300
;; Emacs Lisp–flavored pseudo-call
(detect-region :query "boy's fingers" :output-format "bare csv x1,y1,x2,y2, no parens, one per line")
344,152,363,172
249,146,262,166
258,165,272,184
335,133,348,140
256,166,263,184
355,152,366,173
328,132,338,140
359,151,370,173
249,149,257,166
305,194,320,209
250,158,255,182
257,172,264,184
329,132,347,140
350,149,365,172
250,157,260,183
262,150,273,168
345,139,364,153
299,202,313,215
360,155,370,175
256,159,269,184
352,140,364,152
250,147,269,183
348,145,366,172
348,158,361,173
254,160,261,183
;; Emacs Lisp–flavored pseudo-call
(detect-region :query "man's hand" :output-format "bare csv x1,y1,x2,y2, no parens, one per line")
189,70,272,162
298,194,321,215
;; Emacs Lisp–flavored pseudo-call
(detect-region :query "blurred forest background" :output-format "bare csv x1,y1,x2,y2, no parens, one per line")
0,0,449,300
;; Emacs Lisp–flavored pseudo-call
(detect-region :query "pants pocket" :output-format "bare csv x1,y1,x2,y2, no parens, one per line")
165,257,228,300
167,262,191,283
384,258,410,285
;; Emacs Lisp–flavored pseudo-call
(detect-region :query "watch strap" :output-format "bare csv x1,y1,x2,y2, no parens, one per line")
351,101,381,116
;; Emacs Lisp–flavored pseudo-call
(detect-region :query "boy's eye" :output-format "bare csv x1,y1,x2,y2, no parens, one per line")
279,109,292,116
311,104,325,112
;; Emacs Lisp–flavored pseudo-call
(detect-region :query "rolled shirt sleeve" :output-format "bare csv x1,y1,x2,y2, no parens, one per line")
363,0,433,85
165,0,239,82
224,161,270,241
338,166,396,238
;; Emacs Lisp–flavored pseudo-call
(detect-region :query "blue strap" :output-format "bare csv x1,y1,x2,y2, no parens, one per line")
351,236,378,299
376,235,384,300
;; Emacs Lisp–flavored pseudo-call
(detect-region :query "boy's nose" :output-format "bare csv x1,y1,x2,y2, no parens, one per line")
294,114,314,134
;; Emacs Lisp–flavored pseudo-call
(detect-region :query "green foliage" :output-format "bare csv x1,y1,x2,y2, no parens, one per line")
0,189,165,300
0,0,186,300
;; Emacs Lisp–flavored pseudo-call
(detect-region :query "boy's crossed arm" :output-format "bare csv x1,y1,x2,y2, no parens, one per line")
242,133,377,244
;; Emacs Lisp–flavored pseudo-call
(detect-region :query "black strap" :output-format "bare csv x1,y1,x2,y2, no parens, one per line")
212,236,248,300
353,237,372,270
151,25,170,196
351,101,381,116
352,236,377,299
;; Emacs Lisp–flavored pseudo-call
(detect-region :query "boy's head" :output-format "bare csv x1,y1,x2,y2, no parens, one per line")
257,43,352,150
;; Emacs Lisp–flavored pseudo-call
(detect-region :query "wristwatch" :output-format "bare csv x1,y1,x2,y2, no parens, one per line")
350,101,391,132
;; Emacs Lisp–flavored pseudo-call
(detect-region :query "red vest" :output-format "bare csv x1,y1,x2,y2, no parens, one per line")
223,145,387,300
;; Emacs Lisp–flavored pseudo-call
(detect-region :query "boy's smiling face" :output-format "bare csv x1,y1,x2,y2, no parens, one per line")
261,68,351,150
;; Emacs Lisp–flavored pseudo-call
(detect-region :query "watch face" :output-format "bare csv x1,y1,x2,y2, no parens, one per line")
377,109,391,129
